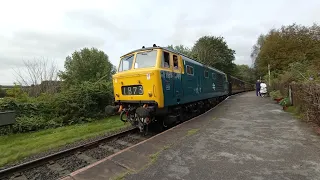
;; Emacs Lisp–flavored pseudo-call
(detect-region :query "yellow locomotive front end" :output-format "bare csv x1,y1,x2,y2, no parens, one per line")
113,48,163,107
107,47,164,133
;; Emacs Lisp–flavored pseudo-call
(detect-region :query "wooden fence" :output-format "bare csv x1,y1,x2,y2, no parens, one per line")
272,82,320,126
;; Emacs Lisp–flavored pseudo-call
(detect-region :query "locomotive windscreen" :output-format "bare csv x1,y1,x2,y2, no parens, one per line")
118,55,134,72
134,50,157,69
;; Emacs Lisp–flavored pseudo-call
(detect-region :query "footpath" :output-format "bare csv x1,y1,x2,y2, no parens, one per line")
63,92,320,180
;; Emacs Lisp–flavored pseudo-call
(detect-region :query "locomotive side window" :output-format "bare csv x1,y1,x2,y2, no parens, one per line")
162,51,170,68
186,65,194,75
204,70,209,78
173,55,179,69
212,73,217,80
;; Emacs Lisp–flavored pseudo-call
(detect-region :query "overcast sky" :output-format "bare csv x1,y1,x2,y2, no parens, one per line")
0,0,319,85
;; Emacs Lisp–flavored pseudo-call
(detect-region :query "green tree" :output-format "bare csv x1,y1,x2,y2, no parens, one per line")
59,47,116,88
255,23,320,76
167,45,192,56
234,64,256,83
191,36,236,74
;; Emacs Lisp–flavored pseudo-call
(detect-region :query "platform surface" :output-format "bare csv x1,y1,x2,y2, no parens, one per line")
63,92,320,180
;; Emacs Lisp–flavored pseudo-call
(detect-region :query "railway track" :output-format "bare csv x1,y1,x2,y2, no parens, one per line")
0,96,227,180
0,127,155,180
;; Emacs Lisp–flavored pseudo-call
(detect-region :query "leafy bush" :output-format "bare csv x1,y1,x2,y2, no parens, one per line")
279,97,290,107
52,81,114,124
0,81,114,135
270,90,282,99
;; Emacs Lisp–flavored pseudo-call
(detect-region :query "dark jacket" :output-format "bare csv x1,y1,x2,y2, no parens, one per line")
256,82,261,89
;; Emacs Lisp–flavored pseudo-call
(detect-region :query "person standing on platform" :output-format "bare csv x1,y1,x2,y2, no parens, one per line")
255,80,261,96
260,80,267,97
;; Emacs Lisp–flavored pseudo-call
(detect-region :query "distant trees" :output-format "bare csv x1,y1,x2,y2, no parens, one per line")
0,87,5,98
168,36,238,74
192,36,236,75
167,45,192,57
253,23,320,81
59,47,116,88
234,65,256,83
13,58,60,96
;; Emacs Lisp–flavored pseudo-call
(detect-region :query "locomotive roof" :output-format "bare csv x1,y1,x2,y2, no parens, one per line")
120,46,226,75
120,46,253,85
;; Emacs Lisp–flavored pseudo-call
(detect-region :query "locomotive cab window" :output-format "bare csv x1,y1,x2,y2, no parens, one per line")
173,55,179,70
162,51,170,68
186,65,194,75
204,70,209,78
134,50,157,69
118,55,134,72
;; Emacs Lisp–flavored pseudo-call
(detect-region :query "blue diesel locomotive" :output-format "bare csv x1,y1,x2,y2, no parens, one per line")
108,45,253,133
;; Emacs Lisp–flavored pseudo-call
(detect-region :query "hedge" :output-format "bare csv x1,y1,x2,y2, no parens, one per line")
0,81,114,135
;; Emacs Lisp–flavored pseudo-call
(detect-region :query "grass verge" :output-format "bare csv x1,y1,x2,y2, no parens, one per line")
0,116,128,167
285,106,302,119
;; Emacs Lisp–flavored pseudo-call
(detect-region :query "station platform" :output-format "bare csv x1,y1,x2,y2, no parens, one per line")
62,91,320,180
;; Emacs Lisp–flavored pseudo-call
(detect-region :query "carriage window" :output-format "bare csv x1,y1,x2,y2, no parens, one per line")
162,51,170,68
186,65,194,75
204,71,209,78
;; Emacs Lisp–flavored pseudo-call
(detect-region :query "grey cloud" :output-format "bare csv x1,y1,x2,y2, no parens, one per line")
11,30,105,55
234,55,252,66
0,30,105,69
0,55,26,69
1,0,320,85
64,9,135,42
0,69,16,85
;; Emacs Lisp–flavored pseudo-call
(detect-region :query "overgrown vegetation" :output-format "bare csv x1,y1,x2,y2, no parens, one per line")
0,87,6,98
269,90,282,99
0,116,127,167
252,23,320,83
59,47,116,88
0,47,116,135
251,23,320,126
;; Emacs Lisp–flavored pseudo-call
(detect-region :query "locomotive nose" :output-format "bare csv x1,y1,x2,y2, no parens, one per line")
112,70,160,105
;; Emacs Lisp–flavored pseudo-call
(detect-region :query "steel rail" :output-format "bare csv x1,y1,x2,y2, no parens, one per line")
0,127,138,178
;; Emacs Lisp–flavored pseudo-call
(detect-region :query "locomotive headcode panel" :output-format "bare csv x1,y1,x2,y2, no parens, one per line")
121,85,144,95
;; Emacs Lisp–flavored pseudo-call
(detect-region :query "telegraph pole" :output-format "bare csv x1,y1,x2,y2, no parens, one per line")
268,64,271,86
